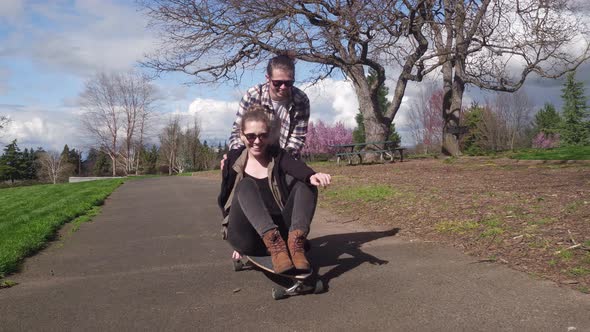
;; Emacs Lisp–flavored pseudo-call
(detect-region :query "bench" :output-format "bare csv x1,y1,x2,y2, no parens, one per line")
330,141,406,165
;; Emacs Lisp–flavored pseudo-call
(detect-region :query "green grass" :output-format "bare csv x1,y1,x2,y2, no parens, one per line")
435,220,479,234
568,267,590,277
511,146,590,160
0,179,124,277
325,184,399,203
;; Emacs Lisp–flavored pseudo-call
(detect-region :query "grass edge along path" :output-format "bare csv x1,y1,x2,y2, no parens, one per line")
0,179,124,279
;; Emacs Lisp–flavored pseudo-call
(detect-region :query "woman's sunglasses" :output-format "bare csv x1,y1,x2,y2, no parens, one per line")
270,80,295,88
244,132,269,143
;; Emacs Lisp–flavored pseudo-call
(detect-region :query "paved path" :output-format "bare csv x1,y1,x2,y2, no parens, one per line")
1,177,589,331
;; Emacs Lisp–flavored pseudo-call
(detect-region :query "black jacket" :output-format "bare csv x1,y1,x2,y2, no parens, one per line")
217,146,316,220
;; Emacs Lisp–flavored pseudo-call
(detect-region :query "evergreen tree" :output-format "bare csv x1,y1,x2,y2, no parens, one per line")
140,145,159,174
61,144,71,163
21,148,38,180
533,103,561,135
93,150,112,176
353,69,401,145
560,72,589,145
0,140,24,183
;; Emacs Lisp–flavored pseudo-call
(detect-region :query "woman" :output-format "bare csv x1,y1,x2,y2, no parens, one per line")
218,105,331,274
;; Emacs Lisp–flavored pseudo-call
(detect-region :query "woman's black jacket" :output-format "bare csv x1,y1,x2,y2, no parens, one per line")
217,146,316,220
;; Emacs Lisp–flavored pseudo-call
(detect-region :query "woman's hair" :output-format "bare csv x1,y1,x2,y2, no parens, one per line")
240,105,272,133
266,54,295,77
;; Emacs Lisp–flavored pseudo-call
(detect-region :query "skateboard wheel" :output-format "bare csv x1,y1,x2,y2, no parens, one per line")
233,260,244,271
272,287,287,300
313,280,324,294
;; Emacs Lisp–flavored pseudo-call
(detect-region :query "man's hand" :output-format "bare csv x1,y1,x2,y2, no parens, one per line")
310,172,331,187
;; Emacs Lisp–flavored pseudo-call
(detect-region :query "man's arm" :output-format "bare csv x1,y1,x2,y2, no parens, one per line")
285,91,310,158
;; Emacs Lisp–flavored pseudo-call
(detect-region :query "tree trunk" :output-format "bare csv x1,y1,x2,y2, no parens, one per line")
442,64,464,157
347,66,389,162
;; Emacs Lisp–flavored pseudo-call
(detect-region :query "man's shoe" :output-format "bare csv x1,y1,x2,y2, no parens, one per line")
262,229,294,274
288,229,310,271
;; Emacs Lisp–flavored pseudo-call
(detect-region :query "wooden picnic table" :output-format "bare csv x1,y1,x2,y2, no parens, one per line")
329,141,406,165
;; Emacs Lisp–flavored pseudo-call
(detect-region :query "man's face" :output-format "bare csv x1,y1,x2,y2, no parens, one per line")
266,68,294,101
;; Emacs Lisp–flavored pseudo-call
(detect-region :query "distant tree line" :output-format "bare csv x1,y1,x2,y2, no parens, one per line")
0,138,224,187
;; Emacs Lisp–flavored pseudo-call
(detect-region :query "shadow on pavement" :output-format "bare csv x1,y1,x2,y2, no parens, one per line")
308,228,400,291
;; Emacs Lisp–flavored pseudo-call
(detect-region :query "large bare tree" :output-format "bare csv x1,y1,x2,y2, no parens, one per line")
140,0,433,157
80,71,157,176
423,0,590,155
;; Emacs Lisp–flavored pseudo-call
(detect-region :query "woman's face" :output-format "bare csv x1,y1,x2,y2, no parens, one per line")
241,120,269,157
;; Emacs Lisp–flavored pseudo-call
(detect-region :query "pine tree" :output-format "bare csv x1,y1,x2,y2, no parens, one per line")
560,72,589,145
534,103,561,135
0,140,24,183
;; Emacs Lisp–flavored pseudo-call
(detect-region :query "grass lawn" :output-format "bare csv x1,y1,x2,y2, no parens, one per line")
0,179,124,277
511,146,590,160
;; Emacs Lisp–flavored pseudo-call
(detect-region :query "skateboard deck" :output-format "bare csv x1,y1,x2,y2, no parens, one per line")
246,255,312,279
233,254,323,300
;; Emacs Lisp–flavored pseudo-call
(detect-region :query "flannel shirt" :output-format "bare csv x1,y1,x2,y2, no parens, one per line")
228,82,310,158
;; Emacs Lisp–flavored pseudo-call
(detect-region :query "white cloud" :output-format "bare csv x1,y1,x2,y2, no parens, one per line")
187,98,239,141
2,0,156,76
0,107,81,151
301,79,359,128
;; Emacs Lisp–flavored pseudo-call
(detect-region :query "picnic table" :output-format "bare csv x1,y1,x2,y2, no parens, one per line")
329,141,406,165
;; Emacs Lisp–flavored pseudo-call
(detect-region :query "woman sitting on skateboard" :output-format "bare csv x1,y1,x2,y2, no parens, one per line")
218,105,331,274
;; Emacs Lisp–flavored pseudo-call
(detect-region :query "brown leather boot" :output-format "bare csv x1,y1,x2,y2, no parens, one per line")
288,230,310,271
262,229,294,274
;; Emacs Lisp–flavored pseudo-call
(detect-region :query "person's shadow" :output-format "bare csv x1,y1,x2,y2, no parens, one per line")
307,228,399,291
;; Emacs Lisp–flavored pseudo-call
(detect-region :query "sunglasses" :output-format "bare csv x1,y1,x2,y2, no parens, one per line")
244,132,269,142
270,80,295,88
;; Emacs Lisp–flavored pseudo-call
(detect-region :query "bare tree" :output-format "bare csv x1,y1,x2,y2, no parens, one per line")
80,72,158,176
408,86,445,154
37,151,74,184
140,0,434,160
494,90,533,151
424,0,590,155
80,73,121,176
118,72,158,175
159,116,182,175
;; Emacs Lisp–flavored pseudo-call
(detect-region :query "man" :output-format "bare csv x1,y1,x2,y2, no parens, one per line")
228,55,310,159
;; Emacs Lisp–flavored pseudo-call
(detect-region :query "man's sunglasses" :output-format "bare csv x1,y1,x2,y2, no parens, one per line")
270,80,295,88
244,132,269,142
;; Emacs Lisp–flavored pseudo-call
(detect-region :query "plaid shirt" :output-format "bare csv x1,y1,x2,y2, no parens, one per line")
228,83,310,158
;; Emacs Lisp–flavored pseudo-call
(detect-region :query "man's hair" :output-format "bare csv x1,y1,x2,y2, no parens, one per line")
266,54,295,77
240,105,272,133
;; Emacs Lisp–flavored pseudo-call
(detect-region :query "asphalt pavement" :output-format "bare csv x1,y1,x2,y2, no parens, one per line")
1,177,589,331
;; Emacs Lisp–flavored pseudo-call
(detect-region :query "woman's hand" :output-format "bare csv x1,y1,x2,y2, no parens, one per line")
310,172,331,187
232,250,242,260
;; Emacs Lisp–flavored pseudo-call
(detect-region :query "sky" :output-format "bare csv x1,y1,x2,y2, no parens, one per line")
0,0,589,152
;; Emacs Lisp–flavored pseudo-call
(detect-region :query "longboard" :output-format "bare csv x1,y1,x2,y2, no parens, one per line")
233,255,323,300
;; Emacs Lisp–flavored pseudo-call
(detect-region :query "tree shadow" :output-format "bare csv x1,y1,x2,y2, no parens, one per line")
308,227,400,291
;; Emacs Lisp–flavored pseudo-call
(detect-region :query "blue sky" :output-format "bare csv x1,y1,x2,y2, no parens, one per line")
1,0,588,152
